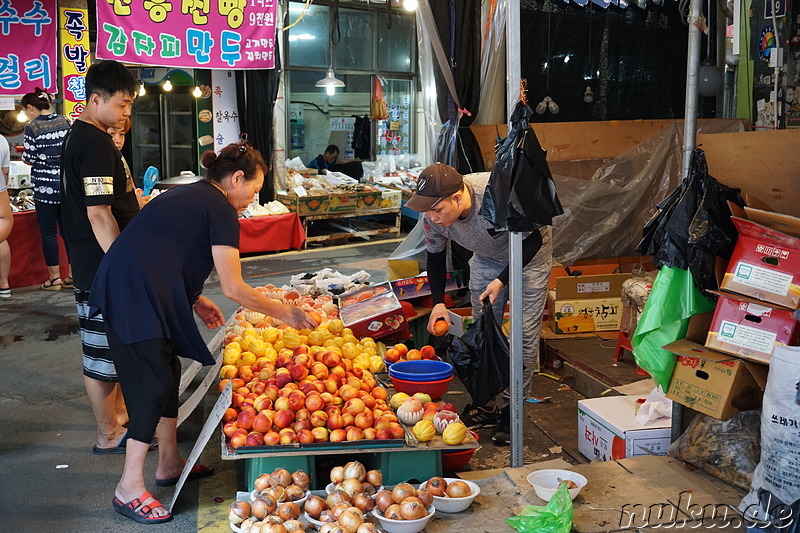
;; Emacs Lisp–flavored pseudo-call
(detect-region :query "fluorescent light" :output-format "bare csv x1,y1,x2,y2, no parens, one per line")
288,33,316,42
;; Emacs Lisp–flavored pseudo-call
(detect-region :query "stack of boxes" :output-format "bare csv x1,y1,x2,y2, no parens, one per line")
664,206,798,420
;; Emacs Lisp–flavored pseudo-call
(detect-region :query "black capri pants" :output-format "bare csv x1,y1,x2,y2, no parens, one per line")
106,328,181,444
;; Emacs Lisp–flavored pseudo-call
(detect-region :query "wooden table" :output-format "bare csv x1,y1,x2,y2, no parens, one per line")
300,208,401,249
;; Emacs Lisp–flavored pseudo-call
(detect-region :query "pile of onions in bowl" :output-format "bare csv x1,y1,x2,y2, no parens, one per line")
373,482,432,520
253,468,310,503
306,492,381,533
329,461,383,500
229,498,302,532
425,476,472,498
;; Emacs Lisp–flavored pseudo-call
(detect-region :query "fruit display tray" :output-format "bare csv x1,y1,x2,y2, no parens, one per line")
222,432,407,457
399,422,480,452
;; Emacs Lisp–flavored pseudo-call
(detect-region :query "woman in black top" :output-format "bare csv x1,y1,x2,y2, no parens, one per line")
90,142,316,524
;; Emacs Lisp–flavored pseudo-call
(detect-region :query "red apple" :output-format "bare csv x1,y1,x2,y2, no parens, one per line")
245,431,265,447
273,409,295,429
346,427,364,441
223,421,240,438
355,410,374,429
311,426,329,442
237,408,256,430
232,393,246,409
264,431,281,445
253,412,273,433
329,429,347,442
297,428,315,444
310,410,328,428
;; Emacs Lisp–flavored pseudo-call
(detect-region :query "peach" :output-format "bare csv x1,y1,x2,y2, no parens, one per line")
237,408,256,430
245,431,265,447
297,428,315,444
311,426,329,442
264,431,281,445
273,409,295,429
253,412,272,433
310,410,328,428
329,429,347,442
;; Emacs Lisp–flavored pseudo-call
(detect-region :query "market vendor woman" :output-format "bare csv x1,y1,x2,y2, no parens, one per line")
90,142,316,524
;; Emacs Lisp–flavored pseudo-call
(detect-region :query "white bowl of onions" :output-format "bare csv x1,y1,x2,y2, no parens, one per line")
371,503,435,533
418,477,480,513
250,488,310,508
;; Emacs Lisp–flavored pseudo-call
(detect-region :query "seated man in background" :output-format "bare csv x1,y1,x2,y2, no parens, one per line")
307,144,363,178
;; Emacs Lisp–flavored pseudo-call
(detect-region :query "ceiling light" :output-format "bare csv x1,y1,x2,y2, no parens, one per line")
193,85,202,98
316,68,345,94
17,109,27,122
403,0,418,11
163,78,172,91
138,82,146,97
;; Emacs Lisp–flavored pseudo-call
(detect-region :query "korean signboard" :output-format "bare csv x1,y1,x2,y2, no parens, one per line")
59,6,89,121
96,0,278,70
0,0,57,95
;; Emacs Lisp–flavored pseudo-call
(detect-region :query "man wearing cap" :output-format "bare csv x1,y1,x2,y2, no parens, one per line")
405,162,552,445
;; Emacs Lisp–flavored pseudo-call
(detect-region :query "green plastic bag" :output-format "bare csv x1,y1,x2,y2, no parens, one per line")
507,482,573,533
631,266,715,391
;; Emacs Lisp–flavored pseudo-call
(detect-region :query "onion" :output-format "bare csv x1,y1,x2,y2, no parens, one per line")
353,493,375,512
278,502,300,522
445,480,471,498
337,508,364,533
252,496,276,519
241,517,256,531
285,484,305,501
283,519,304,532
384,504,403,520
416,489,433,507
260,524,287,533
263,485,286,503
340,478,363,499
330,466,346,484
326,489,351,510
305,495,326,519
270,467,292,488
254,473,271,493
391,482,415,504
399,497,426,520
343,461,366,482
360,482,376,497
356,524,381,533
249,524,263,533
345,506,364,520
264,514,282,524
319,524,347,533
319,509,337,523
228,500,251,525
426,476,447,497
374,490,394,512
291,469,311,491
365,469,382,488
331,502,350,519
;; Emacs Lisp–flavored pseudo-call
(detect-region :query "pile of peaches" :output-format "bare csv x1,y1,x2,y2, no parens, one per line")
383,342,440,365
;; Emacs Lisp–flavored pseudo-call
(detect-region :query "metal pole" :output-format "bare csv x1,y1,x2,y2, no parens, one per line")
506,0,524,469
682,0,704,179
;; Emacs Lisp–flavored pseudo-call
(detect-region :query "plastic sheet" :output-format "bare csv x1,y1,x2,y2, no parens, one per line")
506,482,573,533
550,119,744,265
668,410,761,492
631,266,715,391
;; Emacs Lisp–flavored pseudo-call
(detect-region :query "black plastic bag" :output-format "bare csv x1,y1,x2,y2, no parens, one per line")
445,300,510,406
481,101,563,232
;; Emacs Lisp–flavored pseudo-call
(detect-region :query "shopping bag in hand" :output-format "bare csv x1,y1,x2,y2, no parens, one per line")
445,300,510,406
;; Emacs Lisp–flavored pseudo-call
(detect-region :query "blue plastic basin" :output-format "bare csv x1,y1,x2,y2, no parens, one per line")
388,360,454,382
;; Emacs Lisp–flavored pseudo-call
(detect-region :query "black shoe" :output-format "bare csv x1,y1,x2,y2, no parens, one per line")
459,404,499,429
492,407,511,446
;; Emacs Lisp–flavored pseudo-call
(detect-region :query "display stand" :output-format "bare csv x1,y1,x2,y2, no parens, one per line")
300,208,401,248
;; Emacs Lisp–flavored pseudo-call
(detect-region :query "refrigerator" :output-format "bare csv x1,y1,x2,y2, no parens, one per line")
130,92,197,184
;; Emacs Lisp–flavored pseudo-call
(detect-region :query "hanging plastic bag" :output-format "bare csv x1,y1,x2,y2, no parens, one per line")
481,101,563,232
445,300,510,406
507,482,573,533
370,77,388,120
631,266,715,391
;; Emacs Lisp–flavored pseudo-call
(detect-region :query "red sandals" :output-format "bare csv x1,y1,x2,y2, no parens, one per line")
112,490,172,524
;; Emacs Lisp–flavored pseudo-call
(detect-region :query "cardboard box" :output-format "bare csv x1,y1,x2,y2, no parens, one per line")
720,210,800,309
276,193,328,216
338,283,410,341
390,271,466,301
357,191,382,211
327,192,357,213
664,340,768,419
577,396,672,462
550,257,655,290
705,292,800,364
379,188,402,209
547,273,630,333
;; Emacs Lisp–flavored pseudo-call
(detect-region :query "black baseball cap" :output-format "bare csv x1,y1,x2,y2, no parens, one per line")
405,163,464,212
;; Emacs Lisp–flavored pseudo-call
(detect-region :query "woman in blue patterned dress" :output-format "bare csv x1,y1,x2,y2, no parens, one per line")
21,88,73,290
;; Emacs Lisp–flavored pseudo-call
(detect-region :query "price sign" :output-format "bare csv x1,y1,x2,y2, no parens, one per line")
765,0,786,18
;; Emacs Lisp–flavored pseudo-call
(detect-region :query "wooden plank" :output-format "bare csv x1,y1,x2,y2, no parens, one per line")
546,337,644,388
457,457,572,482
529,402,588,465
698,129,800,217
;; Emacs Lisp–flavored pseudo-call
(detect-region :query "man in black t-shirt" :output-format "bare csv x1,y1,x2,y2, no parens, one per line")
61,60,140,455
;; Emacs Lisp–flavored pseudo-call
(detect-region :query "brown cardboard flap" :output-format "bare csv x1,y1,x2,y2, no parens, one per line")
707,289,784,309
663,339,740,364
744,194,774,212
744,207,800,239
742,360,769,389
684,312,714,344
554,272,631,299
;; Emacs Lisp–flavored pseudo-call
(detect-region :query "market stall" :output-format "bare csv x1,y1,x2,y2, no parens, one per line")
7,210,69,289
238,213,306,254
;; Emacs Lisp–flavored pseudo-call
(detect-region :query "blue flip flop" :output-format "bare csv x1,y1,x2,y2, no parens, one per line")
92,431,129,455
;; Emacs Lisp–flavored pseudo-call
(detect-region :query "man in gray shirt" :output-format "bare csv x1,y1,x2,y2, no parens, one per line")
405,163,552,445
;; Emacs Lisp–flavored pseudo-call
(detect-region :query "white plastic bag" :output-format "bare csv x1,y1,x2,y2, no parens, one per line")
635,386,673,425
738,345,800,529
